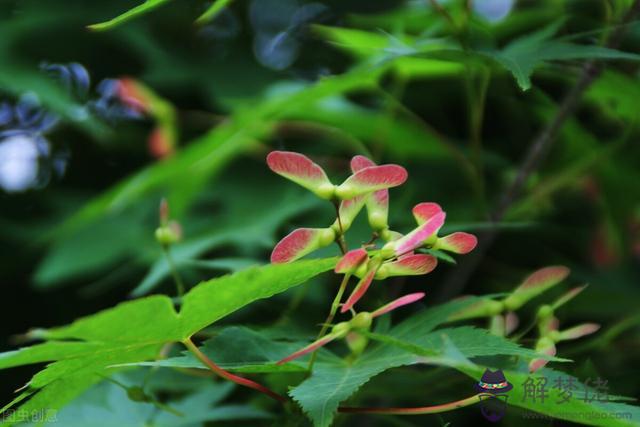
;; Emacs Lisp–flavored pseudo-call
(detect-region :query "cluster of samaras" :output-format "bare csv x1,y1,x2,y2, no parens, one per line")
267,151,478,310
266,151,479,364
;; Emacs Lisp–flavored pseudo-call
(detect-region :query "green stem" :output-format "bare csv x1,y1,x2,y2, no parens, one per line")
488,314,506,337
182,337,286,403
333,201,347,254
98,374,129,390
465,65,490,215
307,274,351,371
152,401,184,418
142,343,173,388
98,374,185,417
427,0,458,32
337,235,348,255
339,393,485,415
275,285,310,325
371,73,406,159
374,87,480,204
162,245,185,297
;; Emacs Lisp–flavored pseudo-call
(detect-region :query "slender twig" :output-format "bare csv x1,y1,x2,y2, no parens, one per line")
427,0,472,49
152,401,185,418
427,0,484,206
307,274,352,371
182,337,287,403
161,246,185,297
333,201,348,254
427,0,458,31
466,64,491,215
98,374,129,390
334,200,344,235
436,0,640,301
339,393,485,414
276,120,373,159
364,232,379,246
371,73,406,160
493,64,601,223
374,88,480,196
275,284,311,325
98,374,185,417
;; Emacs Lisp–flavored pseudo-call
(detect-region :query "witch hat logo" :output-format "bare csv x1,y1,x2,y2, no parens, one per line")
476,369,512,422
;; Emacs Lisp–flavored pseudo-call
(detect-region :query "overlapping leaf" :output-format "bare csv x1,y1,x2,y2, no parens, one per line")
51,374,269,426
0,258,336,420
290,297,551,427
107,298,640,427
116,297,545,427
480,21,640,90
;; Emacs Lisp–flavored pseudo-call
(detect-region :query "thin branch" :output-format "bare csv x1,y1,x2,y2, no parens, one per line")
339,393,485,414
333,200,348,254
374,87,483,201
427,0,457,31
182,337,287,403
162,245,185,297
308,273,351,371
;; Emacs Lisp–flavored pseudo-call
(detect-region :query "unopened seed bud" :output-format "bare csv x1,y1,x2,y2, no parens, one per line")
537,305,553,319
380,242,396,259
319,228,337,246
379,228,393,241
548,330,561,342
368,211,388,232
375,265,390,280
127,386,148,402
346,332,368,356
535,336,555,352
354,261,368,277
350,312,372,331
155,225,180,246
332,321,351,339
380,229,403,242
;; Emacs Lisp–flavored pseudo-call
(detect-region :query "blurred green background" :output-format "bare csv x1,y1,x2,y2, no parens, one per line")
1,0,639,425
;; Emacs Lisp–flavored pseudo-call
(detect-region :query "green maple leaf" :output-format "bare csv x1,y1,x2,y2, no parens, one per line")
0,258,336,422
